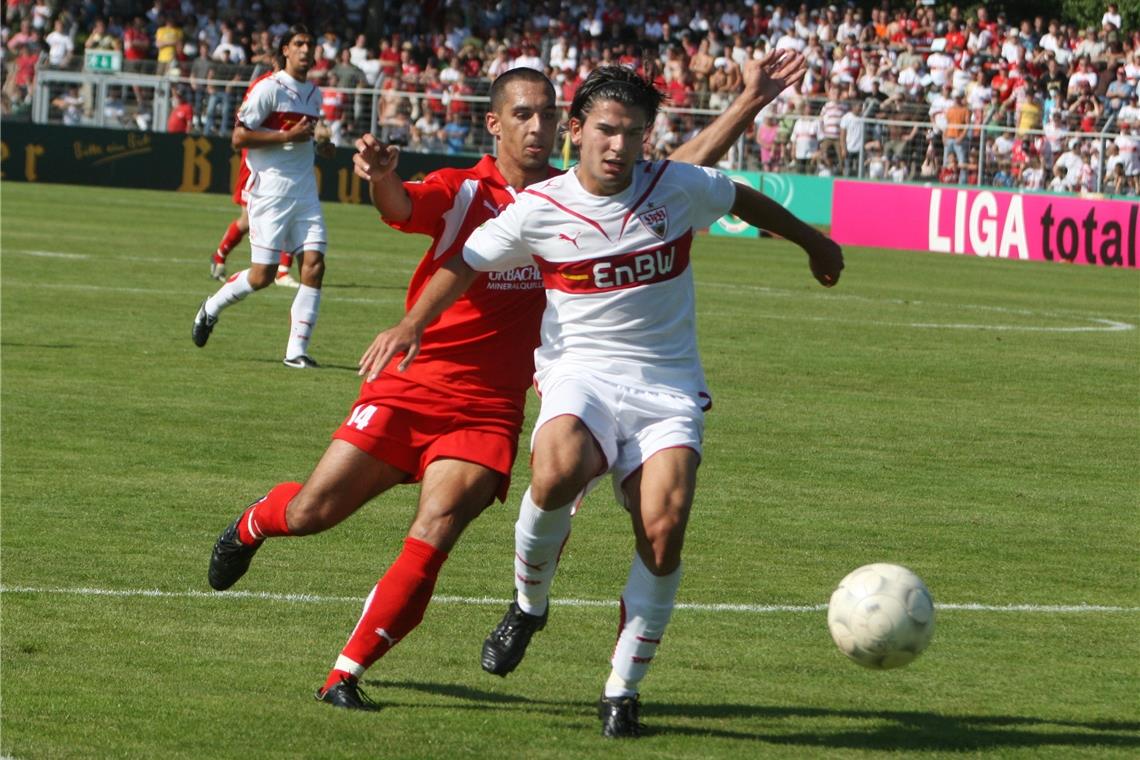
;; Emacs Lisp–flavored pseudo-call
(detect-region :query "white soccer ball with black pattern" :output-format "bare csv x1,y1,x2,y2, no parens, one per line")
827,563,935,670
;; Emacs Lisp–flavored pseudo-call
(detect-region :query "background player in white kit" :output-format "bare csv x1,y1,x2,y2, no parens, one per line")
192,24,328,368
360,66,844,738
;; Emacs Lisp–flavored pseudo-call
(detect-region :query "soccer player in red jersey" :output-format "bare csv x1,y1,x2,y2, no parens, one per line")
207,52,807,710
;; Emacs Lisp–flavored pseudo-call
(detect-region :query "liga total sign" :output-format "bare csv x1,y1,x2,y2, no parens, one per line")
831,180,1139,268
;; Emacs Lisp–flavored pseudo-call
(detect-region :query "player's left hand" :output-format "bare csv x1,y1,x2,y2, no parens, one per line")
805,234,844,288
358,319,423,381
743,49,807,108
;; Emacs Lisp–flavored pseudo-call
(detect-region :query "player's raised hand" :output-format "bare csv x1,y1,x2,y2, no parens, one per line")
805,234,844,288
742,49,807,107
358,318,423,381
353,133,401,183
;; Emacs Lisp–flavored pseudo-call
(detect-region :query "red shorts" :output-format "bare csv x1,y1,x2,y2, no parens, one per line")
332,372,524,503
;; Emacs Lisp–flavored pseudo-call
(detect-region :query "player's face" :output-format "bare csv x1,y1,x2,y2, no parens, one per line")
570,99,650,196
488,80,559,177
282,34,315,77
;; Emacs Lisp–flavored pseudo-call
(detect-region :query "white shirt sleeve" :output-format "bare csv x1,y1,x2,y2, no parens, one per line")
462,200,534,272
237,79,274,130
673,163,737,228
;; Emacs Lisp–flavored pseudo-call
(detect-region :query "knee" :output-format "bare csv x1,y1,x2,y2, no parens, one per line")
246,267,276,289
530,459,588,508
640,510,690,574
301,255,325,286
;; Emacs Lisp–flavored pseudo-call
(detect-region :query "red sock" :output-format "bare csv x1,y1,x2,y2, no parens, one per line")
236,482,302,545
322,537,448,690
279,251,294,269
215,221,244,261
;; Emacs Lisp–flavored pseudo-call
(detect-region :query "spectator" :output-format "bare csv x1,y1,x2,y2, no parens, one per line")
212,26,245,65
154,15,183,73
44,17,73,68
817,85,846,168
755,113,782,171
167,89,193,132
1105,65,1135,113
942,93,969,179
442,111,470,153
1022,155,1046,189
123,16,151,71
790,99,820,173
51,84,83,124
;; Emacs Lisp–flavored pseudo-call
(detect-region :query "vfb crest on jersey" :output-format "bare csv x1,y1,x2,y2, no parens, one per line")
638,206,669,240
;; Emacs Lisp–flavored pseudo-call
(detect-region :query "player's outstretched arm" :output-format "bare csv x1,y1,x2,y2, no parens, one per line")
358,254,480,380
731,183,844,287
670,50,806,167
353,133,412,222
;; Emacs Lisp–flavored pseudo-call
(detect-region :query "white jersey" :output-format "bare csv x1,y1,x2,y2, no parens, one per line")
237,70,321,199
462,160,736,397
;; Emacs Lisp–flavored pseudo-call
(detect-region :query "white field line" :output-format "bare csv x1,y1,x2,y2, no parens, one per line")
1,278,1132,333
5,250,1135,333
1,280,403,306
1,585,1136,614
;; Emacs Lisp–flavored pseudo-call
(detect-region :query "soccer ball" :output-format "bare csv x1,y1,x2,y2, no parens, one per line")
827,563,935,670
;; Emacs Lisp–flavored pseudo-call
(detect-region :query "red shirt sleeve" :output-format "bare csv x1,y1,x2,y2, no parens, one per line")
386,176,457,236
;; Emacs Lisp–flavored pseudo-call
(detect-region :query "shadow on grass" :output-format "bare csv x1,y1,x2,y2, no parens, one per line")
249,358,361,372
651,703,1140,750
366,680,1140,751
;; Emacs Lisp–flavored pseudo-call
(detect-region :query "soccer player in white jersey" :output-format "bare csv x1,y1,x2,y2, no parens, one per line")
192,24,328,368
359,66,843,737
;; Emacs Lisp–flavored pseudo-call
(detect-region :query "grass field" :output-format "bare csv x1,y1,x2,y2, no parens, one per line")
2,181,1138,759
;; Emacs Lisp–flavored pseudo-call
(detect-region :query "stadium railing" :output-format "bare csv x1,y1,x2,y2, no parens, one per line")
28,67,1129,198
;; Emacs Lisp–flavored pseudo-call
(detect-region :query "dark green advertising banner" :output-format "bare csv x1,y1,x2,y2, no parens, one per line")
0,122,473,203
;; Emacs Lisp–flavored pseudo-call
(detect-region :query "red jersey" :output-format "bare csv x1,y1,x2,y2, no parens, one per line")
384,155,558,407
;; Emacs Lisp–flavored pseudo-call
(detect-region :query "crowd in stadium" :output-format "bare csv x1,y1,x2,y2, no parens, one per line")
2,1,1136,194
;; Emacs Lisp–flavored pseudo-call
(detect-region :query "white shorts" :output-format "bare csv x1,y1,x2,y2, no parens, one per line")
532,364,705,508
247,193,327,264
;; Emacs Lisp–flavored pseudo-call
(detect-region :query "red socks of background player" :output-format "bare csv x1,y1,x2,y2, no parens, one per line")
322,537,448,690
236,482,302,544
214,221,244,263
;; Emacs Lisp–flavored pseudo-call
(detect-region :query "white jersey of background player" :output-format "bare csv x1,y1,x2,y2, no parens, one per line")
191,24,328,368
239,70,321,199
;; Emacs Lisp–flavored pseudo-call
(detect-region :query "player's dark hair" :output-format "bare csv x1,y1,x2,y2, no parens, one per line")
278,23,312,58
489,67,556,113
568,65,664,124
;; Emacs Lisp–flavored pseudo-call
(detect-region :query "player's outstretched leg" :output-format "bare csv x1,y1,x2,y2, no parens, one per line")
192,299,219,347
481,487,570,676
316,536,448,710
211,220,245,281
207,482,302,590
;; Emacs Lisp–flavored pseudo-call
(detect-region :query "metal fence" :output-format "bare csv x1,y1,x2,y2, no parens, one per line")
25,66,1133,197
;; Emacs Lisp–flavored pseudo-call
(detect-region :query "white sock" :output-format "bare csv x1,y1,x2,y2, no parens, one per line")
204,269,255,317
604,554,682,699
285,284,321,359
514,487,573,616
